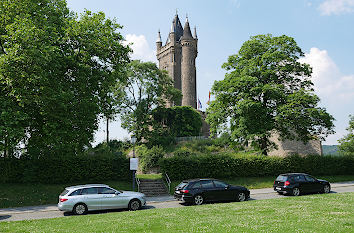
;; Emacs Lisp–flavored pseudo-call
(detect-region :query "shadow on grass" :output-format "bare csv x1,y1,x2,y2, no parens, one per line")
63,205,156,217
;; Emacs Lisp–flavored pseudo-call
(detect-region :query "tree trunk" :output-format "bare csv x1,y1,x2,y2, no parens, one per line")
4,135,8,158
260,136,268,156
106,117,109,144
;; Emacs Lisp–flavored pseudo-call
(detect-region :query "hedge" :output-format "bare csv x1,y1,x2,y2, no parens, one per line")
159,154,354,180
0,154,130,184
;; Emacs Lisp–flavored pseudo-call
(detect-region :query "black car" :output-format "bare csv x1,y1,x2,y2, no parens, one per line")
273,173,331,196
174,178,250,205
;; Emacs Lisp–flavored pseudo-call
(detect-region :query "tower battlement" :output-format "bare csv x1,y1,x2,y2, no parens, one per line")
156,14,198,108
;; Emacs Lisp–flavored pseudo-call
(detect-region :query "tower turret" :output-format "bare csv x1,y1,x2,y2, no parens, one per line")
156,30,162,51
181,16,198,108
156,13,197,108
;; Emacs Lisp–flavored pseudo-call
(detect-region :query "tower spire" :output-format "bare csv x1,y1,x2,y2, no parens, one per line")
194,26,197,39
182,15,193,39
170,21,175,33
156,29,162,42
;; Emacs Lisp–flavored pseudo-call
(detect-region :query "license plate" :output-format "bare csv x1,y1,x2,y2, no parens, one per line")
275,187,281,191
176,191,180,194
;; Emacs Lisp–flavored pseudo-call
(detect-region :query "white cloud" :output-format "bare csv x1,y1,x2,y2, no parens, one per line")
229,0,241,8
124,34,156,62
319,0,354,15
299,47,354,101
299,47,354,144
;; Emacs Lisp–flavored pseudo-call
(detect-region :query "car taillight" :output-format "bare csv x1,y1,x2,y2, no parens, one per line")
284,181,290,186
181,190,189,193
60,198,68,202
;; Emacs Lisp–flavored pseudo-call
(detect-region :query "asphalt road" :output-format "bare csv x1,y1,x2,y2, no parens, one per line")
1,182,353,222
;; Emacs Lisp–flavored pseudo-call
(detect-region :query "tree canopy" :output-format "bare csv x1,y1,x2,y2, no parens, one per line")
338,115,354,156
0,0,129,157
206,34,334,155
116,60,181,142
148,106,203,147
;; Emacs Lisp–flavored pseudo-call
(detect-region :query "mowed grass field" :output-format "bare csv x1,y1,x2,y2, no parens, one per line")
1,193,353,232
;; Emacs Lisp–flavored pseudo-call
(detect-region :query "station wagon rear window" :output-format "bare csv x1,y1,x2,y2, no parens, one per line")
69,189,82,196
275,175,288,182
60,189,69,196
176,182,188,189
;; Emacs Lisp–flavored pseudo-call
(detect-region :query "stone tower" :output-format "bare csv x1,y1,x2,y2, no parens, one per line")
156,14,198,108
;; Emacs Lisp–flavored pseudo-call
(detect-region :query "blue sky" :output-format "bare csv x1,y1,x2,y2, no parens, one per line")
66,0,354,145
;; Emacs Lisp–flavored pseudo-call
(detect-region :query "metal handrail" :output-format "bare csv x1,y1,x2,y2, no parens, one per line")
165,173,171,193
136,177,140,192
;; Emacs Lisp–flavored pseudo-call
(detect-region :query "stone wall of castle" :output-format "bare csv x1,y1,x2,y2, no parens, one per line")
268,133,322,156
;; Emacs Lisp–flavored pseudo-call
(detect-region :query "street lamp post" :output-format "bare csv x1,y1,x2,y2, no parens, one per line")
131,136,137,191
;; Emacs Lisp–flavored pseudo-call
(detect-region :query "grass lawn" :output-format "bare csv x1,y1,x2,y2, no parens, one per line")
0,181,131,209
1,193,353,232
136,173,162,180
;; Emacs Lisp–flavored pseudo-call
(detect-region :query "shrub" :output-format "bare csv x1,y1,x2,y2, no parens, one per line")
159,154,354,180
0,153,130,184
136,145,164,172
143,105,204,148
173,147,196,157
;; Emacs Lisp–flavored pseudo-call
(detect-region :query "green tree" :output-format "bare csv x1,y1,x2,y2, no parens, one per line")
206,34,334,155
338,115,354,156
150,106,203,146
0,0,129,157
117,60,181,142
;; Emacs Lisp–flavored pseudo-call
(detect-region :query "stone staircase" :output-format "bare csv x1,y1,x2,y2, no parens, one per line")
138,179,169,197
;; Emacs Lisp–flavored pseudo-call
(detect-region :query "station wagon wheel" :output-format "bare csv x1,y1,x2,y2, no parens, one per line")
236,192,246,202
193,195,204,205
323,185,330,194
73,203,87,215
129,199,141,211
292,188,300,196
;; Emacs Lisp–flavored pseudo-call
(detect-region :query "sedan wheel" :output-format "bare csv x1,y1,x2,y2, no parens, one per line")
73,203,87,215
128,199,141,211
193,195,204,205
292,187,300,196
129,199,141,211
323,185,331,194
236,192,246,202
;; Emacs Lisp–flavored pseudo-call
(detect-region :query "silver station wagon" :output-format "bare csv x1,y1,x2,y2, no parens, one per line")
58,184,146,215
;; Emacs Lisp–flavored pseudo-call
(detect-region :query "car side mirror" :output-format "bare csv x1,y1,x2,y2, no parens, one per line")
115,191,120,195
225,185,231,189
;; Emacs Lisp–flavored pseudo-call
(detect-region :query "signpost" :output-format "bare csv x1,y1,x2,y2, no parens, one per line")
131,136,137,191
130,158,138,171
130,157,138,191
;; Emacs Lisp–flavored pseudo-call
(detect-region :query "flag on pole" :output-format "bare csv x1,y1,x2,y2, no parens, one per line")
207,91,211,105
198,98,202,109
